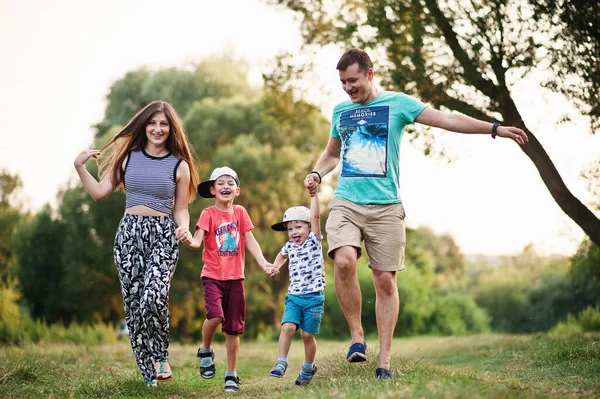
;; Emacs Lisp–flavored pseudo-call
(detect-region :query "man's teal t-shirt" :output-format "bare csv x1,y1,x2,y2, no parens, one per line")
330,91,427,204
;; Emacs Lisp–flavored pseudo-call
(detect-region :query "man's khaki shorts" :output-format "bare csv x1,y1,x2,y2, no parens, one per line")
325,197,406,272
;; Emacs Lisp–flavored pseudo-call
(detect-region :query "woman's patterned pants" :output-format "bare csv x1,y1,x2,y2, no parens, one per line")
113,214,178,383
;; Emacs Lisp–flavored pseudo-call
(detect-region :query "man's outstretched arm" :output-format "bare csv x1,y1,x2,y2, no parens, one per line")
415,107,528,145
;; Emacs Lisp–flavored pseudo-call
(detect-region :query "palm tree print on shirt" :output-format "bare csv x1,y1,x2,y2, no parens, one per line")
339,105,389,177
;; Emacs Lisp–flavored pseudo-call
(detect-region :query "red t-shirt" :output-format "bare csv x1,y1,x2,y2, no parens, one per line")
196,204,254,280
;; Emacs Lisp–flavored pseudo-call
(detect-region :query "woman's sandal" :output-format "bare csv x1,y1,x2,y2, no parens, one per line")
146,379,158,388
269,360,288,378
156,360,173,382
196,347,216,379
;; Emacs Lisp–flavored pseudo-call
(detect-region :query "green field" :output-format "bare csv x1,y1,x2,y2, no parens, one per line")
1,333,598,398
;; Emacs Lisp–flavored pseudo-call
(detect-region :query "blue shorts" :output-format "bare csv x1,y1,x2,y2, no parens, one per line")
281,291,324,335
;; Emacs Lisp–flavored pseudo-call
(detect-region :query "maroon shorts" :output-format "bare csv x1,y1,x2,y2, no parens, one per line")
201,277,246,335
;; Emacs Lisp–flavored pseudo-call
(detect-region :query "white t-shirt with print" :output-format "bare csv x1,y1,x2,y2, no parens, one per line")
281,230,325,295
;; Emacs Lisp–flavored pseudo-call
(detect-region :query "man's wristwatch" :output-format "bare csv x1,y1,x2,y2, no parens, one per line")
491,122,501,139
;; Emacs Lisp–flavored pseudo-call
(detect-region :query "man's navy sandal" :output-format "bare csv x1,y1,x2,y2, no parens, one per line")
294,365,318,387
269,360,288,378
346,341,367,362
197,347,216,379
224,375,241,392
375,368,393,379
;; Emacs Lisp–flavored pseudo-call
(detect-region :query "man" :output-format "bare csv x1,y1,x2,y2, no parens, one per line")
303,48,528,379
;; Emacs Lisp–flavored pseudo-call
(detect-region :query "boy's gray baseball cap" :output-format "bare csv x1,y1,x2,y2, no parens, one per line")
271,206,310,231
197,166,240,198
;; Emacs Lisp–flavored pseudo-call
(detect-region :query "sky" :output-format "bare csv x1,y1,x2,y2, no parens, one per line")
0,0,598,256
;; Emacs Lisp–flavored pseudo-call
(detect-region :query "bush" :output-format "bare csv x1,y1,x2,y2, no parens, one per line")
578,306,600,332
397,266,436,335
0,278,22,328
472,269,532,332
320,259,490,338
429,293,490,335
0,318,118,346
569,240,600,306
549,315,583,335
548,306,600,335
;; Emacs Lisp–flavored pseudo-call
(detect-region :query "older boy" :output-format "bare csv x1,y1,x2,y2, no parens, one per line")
181,166,273,393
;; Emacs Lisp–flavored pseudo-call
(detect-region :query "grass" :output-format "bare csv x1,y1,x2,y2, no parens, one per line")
0,333,598,398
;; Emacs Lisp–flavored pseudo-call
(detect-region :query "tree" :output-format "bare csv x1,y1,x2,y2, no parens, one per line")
0,170,24,280
94,55,254,137
266,0,600,246
13,207,69,323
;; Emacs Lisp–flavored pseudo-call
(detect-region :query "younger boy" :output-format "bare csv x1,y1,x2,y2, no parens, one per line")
181,166,273,393
268,192,325,387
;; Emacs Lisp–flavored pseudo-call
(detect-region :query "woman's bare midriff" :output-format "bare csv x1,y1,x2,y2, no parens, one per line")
125,205,169,217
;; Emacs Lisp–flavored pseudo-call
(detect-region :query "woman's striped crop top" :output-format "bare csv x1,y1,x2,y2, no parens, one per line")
124,150,182,214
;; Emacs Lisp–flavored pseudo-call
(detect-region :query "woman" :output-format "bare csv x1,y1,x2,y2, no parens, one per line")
74,101,198,387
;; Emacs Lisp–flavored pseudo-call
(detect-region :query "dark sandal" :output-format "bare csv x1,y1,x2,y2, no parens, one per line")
224,375,241,392
269,360,288,378
156,360,173,382
197,347,216,379
295,365,318,387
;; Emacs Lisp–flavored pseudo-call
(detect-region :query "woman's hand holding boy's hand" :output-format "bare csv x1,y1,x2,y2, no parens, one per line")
175,226,190,241
177,227,202,250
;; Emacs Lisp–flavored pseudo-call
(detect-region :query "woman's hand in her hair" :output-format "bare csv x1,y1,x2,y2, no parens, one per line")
74,149,100,167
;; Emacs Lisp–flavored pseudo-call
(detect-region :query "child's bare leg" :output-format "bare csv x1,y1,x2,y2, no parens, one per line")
301,330,317,364
278,322,296,358
202,318,221,349
269,322,295,377
295,330,318,386
224,332,239,373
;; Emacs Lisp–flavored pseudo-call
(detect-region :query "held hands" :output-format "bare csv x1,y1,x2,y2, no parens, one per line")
175,226,191,242
264,264,279,277
74,149,101,167
176,226,197,249
303,173,319,197
497,126,529,145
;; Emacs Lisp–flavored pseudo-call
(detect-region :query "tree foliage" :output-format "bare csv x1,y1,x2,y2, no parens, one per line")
13,207,69,323
532,0,600,130
94,56,254,137
470,247,576,332
570,240,600,307
266,0,600,247
0,170,24,280
406,226,465,287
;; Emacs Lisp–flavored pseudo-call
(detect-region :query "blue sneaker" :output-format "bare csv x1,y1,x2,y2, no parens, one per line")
346,341,367,362
376,368,393,379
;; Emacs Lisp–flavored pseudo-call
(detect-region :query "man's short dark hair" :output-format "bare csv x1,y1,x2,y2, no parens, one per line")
336,48,373,73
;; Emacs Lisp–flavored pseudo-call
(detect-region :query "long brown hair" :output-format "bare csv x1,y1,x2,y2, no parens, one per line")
98,101,199,201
